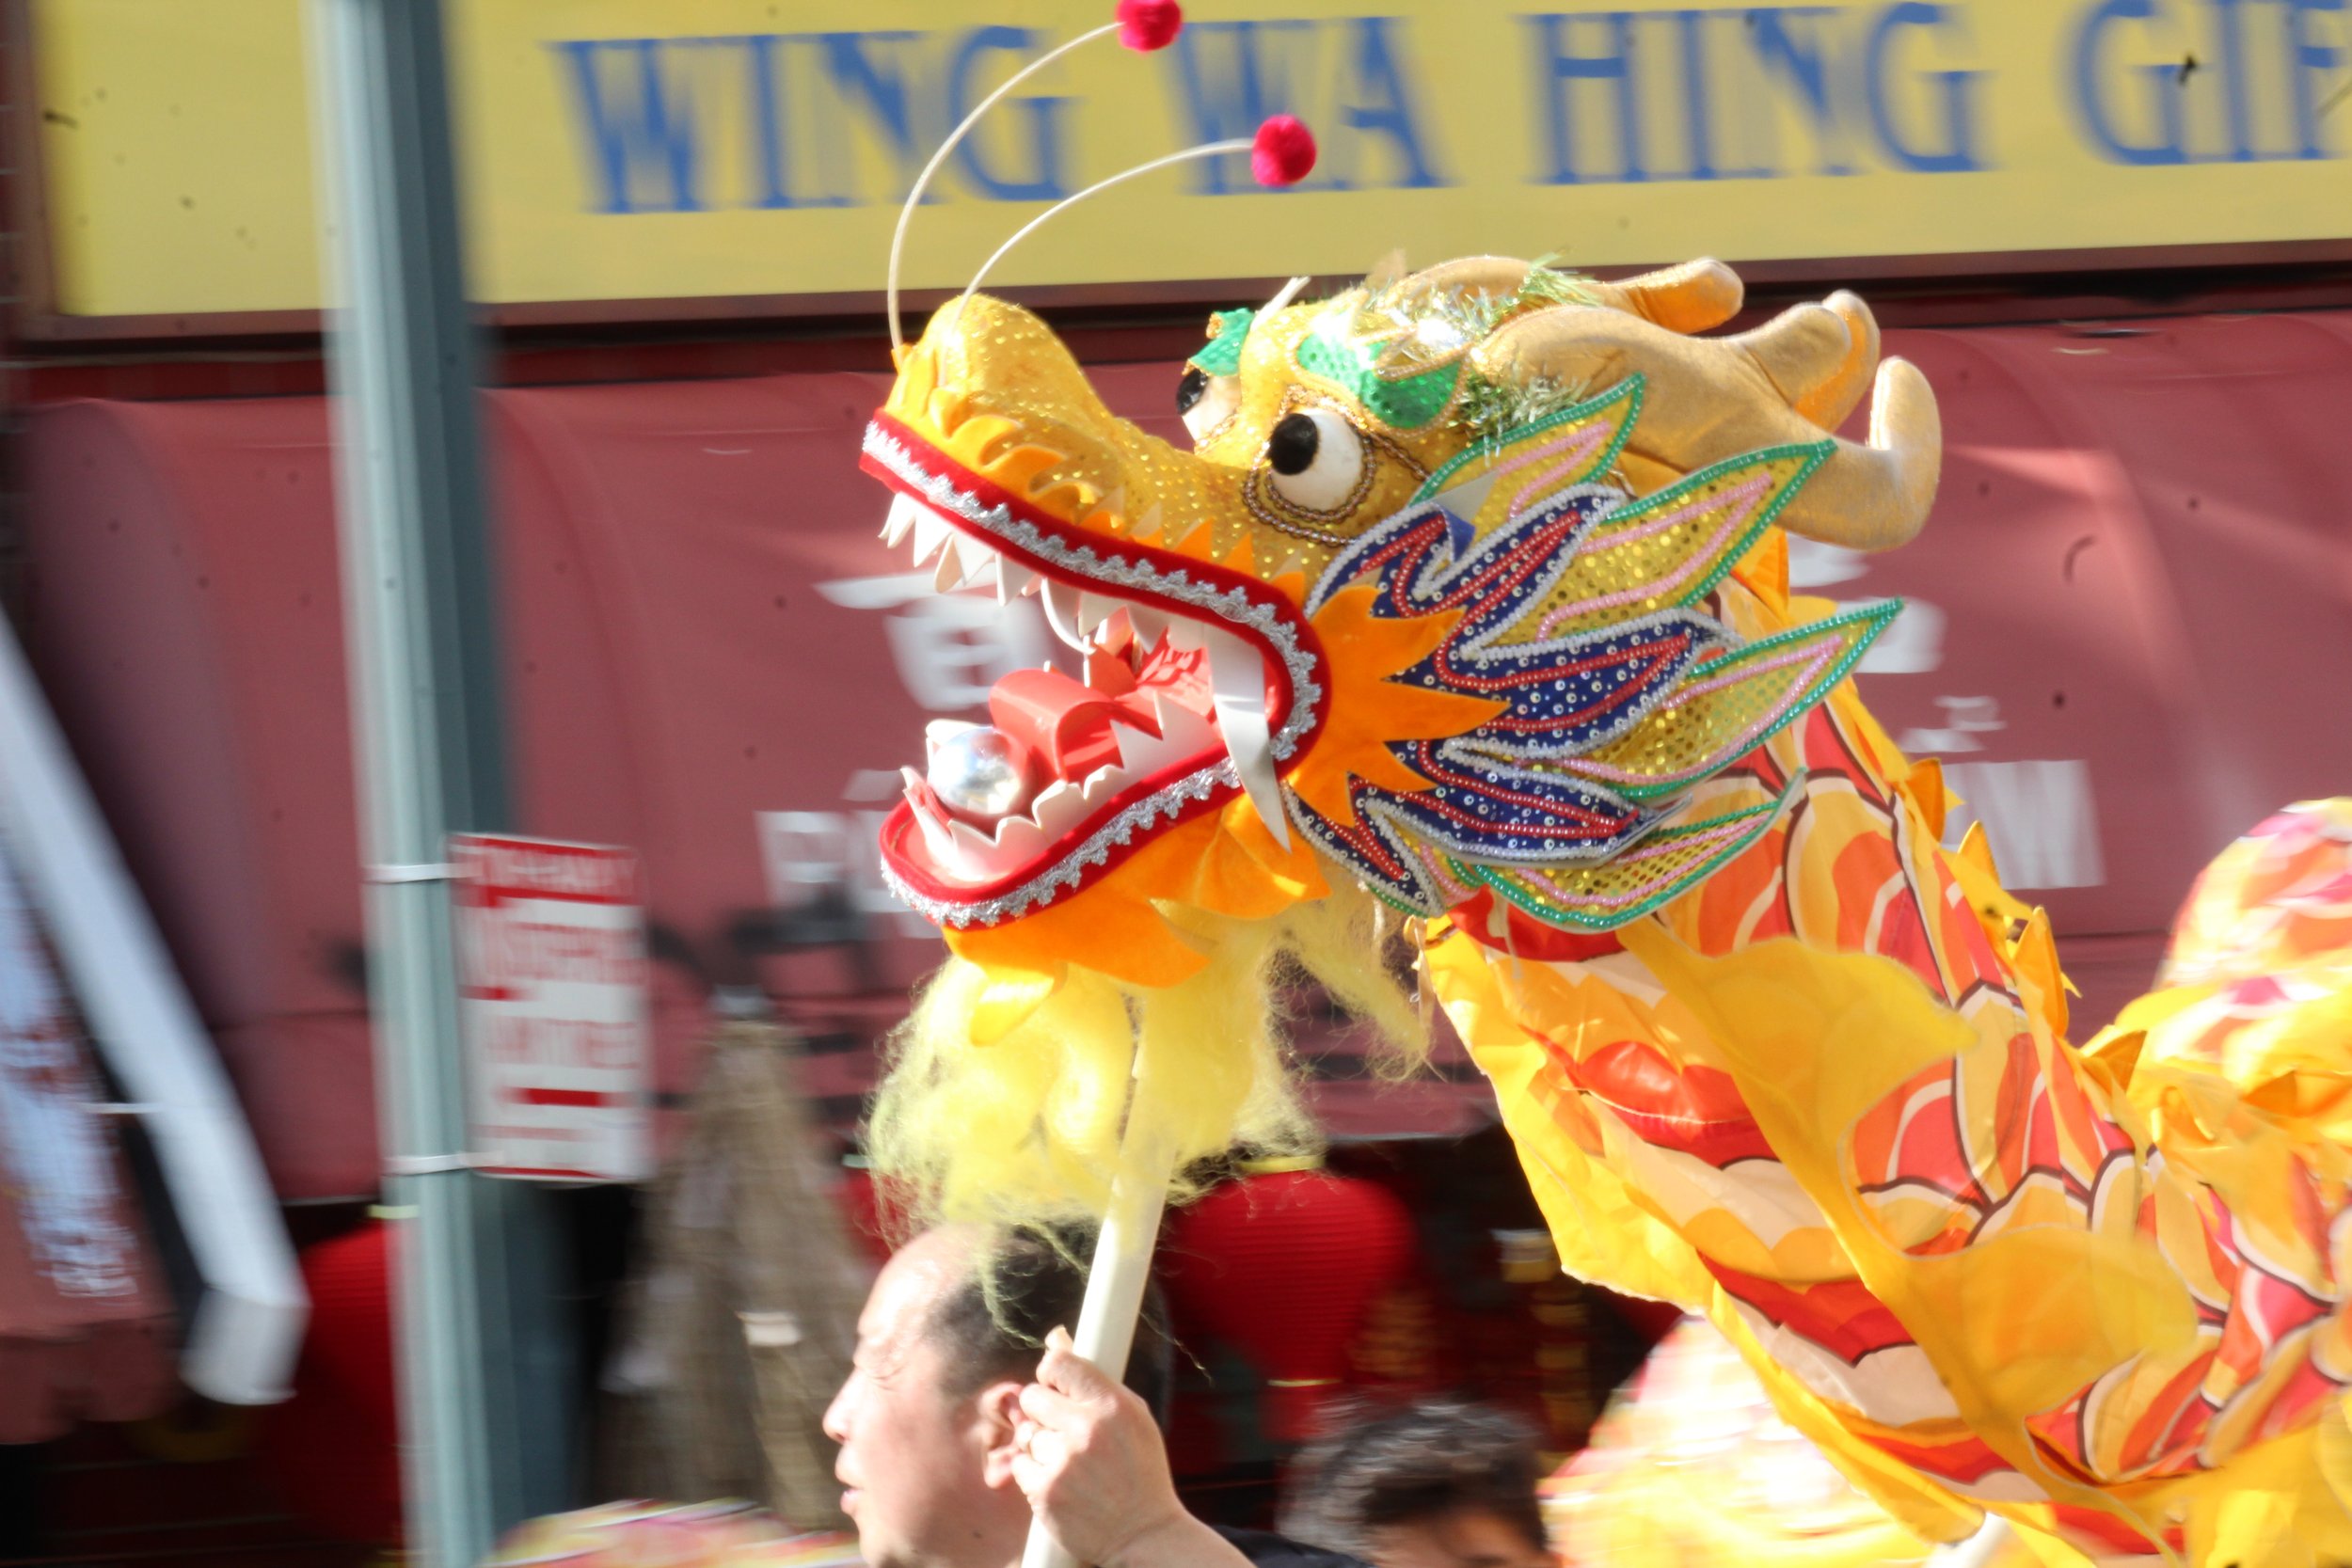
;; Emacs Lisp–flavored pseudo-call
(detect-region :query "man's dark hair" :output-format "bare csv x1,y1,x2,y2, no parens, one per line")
924,1221,1174,1424
1277,1400,1546,1558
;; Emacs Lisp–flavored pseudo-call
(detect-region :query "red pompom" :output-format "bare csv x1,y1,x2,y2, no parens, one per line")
1116,0,1183,51
1251,115,1317,186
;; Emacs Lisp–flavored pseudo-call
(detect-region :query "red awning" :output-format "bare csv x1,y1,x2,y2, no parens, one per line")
0,840,176,1439
19,311,2352,1197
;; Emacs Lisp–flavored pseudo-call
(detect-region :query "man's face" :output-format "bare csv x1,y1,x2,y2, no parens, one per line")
1365,1508,1556,1568
822,1228,1027,1568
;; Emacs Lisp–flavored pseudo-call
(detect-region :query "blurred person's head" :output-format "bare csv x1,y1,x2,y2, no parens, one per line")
822,1223,1171,1568
1279,1401,1551,1568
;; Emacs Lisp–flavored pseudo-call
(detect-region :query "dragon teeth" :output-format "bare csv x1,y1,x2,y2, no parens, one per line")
882,493,923,547
946,816,995,861
1114,693,1215,778
1041,579,1088,649
908,789,961,863
1191,624,1288,848
987,812,1047,861
1027,780,1086,838
1078,762,1126,806
909,505,950,567
887,480,1291,864
916,526,995,593
1075,593,1121,640
1126,607,1170,652
1093,606,1136,655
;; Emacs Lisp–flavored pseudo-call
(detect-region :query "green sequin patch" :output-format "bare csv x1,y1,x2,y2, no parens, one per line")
1295,317,1464,432
1188,308,1255,377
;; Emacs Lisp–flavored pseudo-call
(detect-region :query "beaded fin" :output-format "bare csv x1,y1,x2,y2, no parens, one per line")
1294,381,1895,929
1467,776,1803,932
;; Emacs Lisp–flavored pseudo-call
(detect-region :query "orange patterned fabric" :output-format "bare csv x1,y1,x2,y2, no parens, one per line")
1430,566,2352,1565
856,255,2352,1567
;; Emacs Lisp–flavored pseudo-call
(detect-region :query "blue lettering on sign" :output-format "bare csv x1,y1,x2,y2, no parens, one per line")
2210,0,2255,160
2074,0,2192,162
549,29,1069,213
1341,18,1446,187
1168,17,1449,193
2285,0,2344,158
949,27,1071,201
1525,6,1985,183
1748,8,1859,175
1527,13,1647,183
2070,0,2349,165
1866,3,1985,171
554,38,707,213
546,8,2352,220
818,32,927,199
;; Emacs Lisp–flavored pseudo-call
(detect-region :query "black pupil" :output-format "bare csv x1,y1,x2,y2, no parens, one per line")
1267,413,1320,475
1176,366,1208,415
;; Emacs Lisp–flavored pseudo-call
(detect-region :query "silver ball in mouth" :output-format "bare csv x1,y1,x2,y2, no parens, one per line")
927,725,1034,820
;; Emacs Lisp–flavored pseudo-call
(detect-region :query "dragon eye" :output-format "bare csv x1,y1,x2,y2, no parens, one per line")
1179,367,1241,442
1265,408,1364,513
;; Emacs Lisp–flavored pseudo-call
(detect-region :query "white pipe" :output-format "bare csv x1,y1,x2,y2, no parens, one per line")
1020,1036,1178,1568
957,140,1252,332
887,22,1118,354
0,610,306,1405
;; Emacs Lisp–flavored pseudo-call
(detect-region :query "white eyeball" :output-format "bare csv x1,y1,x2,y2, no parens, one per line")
1264,407,1366,514
1177,366,1241,442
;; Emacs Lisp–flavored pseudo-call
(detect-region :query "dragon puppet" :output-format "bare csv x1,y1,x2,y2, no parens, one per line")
853,252,2352,1566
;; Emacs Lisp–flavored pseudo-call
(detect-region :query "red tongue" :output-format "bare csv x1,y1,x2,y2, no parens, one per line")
991,669,1157,781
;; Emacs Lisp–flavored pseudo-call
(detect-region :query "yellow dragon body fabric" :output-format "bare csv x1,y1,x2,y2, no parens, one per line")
855,256,2352,1566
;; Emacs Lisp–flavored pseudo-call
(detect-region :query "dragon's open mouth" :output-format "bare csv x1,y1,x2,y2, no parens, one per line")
861,412,1326,929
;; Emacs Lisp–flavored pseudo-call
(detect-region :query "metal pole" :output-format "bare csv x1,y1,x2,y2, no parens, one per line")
307,1,571,1561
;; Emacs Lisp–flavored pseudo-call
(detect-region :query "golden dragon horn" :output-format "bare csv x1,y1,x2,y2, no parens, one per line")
1472,295,1941,551
1391,256,1747,335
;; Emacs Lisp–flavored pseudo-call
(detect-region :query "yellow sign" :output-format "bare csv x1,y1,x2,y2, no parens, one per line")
32,0,2352,318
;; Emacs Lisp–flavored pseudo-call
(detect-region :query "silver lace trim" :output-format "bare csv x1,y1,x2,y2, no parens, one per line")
864,423,1327,928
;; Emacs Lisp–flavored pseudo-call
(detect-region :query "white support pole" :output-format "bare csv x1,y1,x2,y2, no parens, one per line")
1020,1038,1178,1568
0,611,306,1407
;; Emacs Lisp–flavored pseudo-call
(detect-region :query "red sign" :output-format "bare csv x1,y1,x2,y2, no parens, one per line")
451,834,652,1182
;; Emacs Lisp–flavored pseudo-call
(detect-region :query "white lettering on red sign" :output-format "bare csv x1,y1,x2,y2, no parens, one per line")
451,834,652,1182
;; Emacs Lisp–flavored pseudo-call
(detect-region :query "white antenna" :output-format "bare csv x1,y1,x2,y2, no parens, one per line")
886,4,1185,353
956,141,1248,319
953,117,1318,333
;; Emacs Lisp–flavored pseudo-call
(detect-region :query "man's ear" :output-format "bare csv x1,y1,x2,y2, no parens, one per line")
973,1378,1027,1490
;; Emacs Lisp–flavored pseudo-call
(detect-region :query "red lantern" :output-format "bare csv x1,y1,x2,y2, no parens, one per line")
833,1165,906,1269
259,1220,402,1545
1160,1164,1415,1442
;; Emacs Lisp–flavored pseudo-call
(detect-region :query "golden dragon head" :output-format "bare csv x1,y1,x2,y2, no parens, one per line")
861,257,1941,996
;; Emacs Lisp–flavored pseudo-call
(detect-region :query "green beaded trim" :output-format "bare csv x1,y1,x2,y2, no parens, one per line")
1188,308,1254,377
1411,376,1644,506
1295,315,1465,432
1462,778,1802,933
1600,599,1900,803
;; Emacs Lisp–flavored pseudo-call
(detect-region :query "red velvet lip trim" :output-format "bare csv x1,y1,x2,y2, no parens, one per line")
864,410,1327,917
863,410,1325,740
880,765,1219,909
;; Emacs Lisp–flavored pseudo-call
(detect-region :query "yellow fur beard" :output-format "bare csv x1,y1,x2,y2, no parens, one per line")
866,884,1425,1228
